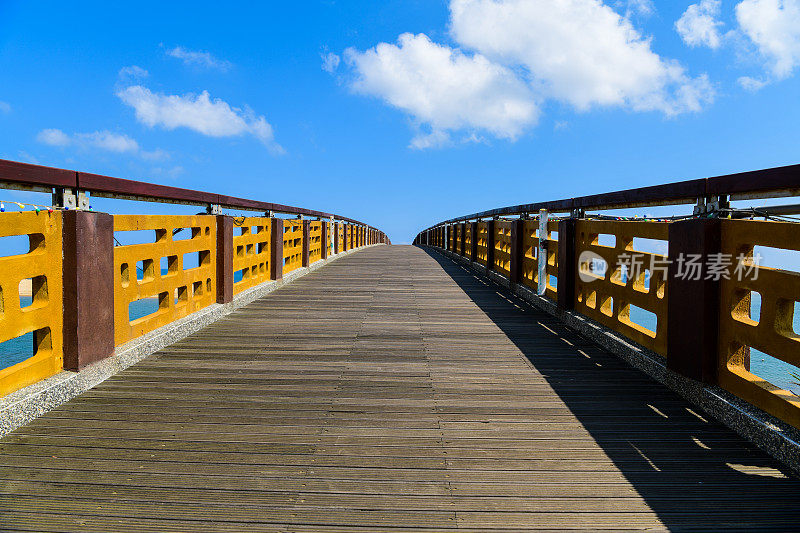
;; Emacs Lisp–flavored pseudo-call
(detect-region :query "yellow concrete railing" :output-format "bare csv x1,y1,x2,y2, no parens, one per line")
423,215,800,430
233,217,271,296
520,219,559,301
114,215,217,345
309,221,322,264
476,222,488,266
0,159,386,399
493,221,512,278
0,212,64,397
283,219,303,274
718,219,800,428
575,220,668,356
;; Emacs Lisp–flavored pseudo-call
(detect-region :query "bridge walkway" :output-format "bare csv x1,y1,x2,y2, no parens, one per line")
1,245,799,531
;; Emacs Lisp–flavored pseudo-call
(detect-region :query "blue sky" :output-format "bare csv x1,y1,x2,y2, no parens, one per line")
1,0,799,243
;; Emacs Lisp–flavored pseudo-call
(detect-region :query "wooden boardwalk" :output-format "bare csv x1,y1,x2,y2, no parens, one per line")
1,245,799,531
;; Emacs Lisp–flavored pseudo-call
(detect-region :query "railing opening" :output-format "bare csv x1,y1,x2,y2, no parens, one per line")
115,229,158,246
596,234,615,247
0,331,33,371
632,237,668,256
173,227,200,241
161,255,177,276
626,305,658,337
135,259,154,282
128,296,160,323
753,245,800,272
0,234,33,258
749,349,800,397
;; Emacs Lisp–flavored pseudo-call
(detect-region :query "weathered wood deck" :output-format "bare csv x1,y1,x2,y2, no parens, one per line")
1,245,799,531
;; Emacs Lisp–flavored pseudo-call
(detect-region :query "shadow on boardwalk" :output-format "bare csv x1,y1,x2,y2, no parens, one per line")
422,247,800,531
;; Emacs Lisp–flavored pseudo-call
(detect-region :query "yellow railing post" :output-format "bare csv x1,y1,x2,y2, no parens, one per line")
667,218,720,383
556,218,577,312
216,215,233,304
321,221,329,259
270,218,284,280
334,222,340,254
302,220,311,267
62,210,115,370
510,218,523,284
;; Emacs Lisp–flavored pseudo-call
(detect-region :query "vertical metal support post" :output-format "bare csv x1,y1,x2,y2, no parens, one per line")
460,222,466,255
509,219,524,284
486,219,496,271
302,220,310,267
343,225,349,251
61,210,114,370
334,222,340,254
667,218,721,384
321,221,329,259
216,215,233,304
557,218,577,311
538,209,548,296
270,218,284,280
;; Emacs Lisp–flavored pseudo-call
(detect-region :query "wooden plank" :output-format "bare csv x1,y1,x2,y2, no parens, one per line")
1,245,799,531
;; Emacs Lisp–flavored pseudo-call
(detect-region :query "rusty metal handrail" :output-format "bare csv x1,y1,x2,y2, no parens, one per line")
0,158,372,226
422,163,800,228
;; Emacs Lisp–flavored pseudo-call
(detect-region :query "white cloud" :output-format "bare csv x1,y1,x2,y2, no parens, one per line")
118,65,149,81
623,0,655,18
738,75,770,90
0,101,10,114
116,85,283,153
151,165,184,179
321,52,341,73
345,33,538,149
140,148,171,161
38,129,139,152
450,0,713,115
166,46,232,71
736,0,800,79
79,130,139,152
16,151,41,165
343,0,713,148
36,128,72,147
676,0,725,49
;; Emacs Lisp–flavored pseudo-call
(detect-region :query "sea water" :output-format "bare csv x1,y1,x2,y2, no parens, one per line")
629,306,800,395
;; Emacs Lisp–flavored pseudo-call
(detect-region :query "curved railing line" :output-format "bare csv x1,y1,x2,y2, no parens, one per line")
420,163,800,230
0,159,373,227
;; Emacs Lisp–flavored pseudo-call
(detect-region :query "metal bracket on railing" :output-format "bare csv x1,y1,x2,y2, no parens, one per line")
570,208,585,219
206,204,222,215
693,195,730,217
538,208,548,296
265,210,274,218
53,188,90,210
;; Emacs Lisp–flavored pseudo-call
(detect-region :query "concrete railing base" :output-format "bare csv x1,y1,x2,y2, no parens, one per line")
0,244,385,438
427,245,800,478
